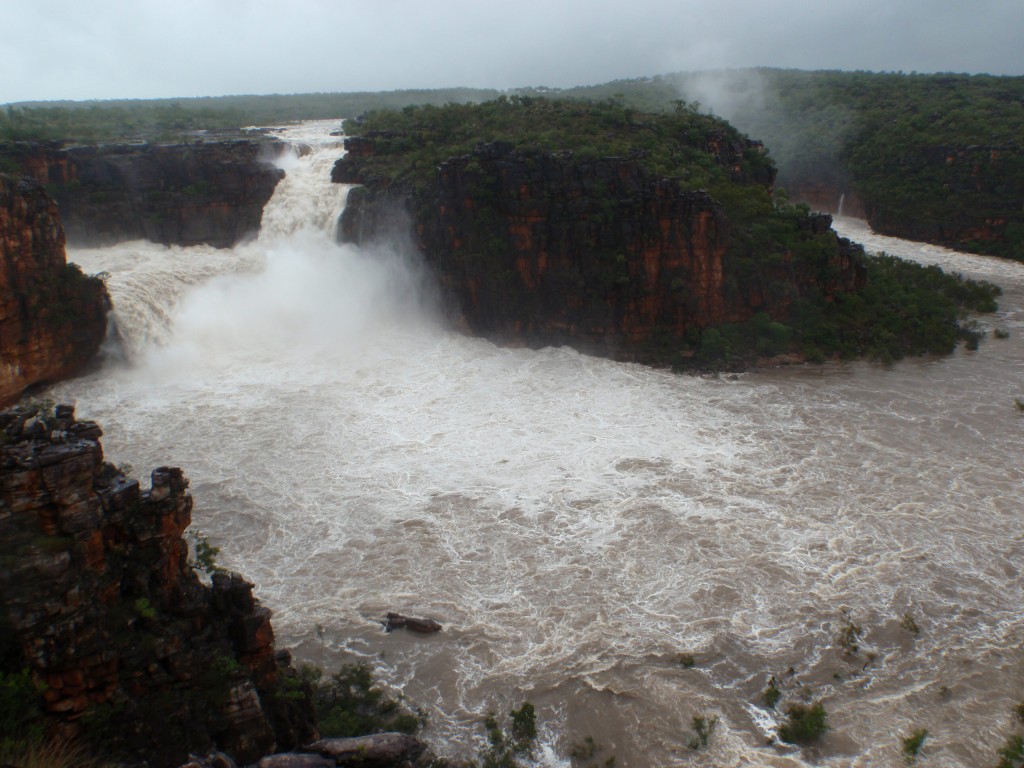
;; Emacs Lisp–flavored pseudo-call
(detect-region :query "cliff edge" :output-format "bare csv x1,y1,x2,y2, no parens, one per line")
0,140,285,248
0,404,317,767
0,175,109,406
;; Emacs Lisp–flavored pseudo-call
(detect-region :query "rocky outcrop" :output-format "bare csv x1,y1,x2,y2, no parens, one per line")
0,140,285,248
0,404,317,767
0,175,109,405
335,140,863,364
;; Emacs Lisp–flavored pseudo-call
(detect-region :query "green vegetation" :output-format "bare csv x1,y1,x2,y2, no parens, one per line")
132,597,157,621
344,98,999,368
189,531,223,574
837,612,863,655
997,735,1024,768
346,95,772,194
0,668,45,743
900,612,921,635
687,714,718,750
901,728,928,763
6,69,1020,258
0,88,498,143
542,70,1024,261
570,736,615,767
761,676,782,709
307,662,421,738
473,702,538,768
778,701,829,746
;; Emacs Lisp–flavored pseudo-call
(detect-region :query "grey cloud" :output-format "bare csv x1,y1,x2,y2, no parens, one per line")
2,0,1022,103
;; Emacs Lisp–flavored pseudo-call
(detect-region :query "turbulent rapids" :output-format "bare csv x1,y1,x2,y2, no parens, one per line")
48,122,1024,767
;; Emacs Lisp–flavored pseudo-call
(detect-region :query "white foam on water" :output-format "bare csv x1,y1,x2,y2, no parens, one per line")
49,139,1024,766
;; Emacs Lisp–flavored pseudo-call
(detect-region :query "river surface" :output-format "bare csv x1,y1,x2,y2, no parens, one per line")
46,122,1024,767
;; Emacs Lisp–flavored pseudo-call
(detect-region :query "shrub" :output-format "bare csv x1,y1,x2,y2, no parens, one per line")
314,662,421,738
778,701,829,745
0,669,45,742
997,734,1024,768
477,702,537,768
900,612,921,635
761,677,782,709
901,728,928,763
687,714,718,750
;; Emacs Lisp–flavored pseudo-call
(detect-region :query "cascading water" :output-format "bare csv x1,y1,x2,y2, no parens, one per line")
47,126,1024,767
838,192,845,217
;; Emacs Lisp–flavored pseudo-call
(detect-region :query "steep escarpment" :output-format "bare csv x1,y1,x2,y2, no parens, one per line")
0,175,108,405
0,139,284,248
851,142,1024,256
333,99,867,365
0,404,318,767
339,143,862,363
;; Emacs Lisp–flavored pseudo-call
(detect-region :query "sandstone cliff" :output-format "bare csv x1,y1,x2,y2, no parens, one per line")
0,140,284,248
0,175,109,406
0,404,317,767
335,139,864,365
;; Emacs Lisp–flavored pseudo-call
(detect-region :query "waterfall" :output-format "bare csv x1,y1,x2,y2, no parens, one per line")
48,123,1024,768
837,192,846,217
65,121,434,361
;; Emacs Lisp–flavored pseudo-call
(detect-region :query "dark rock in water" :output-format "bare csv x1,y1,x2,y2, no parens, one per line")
255,754,335,768
305,733,425,766
0,174,109,405
384,612,443,633
0,140,285,248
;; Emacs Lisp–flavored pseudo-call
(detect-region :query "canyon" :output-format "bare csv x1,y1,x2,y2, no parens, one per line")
2,115,1021,767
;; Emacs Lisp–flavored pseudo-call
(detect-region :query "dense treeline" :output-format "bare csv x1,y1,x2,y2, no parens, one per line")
539,70,1024,260
348,95,774,193
0,88,498,143
5,70,1020,258
346,98,1000,367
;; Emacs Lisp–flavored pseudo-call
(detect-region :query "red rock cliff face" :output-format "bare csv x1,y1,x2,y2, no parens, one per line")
0,140,284,248
0,175,108,405
336,142,863,363
0,405,316,767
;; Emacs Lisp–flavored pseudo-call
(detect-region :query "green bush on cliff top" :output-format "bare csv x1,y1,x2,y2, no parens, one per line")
348,97,1000,368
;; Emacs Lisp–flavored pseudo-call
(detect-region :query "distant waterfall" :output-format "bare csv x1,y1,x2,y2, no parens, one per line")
838,192,846,217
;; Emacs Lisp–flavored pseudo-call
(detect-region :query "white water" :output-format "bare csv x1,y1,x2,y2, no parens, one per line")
47,124,1024,767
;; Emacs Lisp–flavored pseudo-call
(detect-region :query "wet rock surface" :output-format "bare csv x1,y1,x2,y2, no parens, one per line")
0,140,285,248
0,404,317,768
0,174,109,405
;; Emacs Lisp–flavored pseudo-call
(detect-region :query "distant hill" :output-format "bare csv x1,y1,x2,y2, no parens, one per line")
3,69,1022,259
535,69,1024,260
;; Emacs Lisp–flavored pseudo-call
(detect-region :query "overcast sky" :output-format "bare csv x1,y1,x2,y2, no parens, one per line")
3,0,1023,104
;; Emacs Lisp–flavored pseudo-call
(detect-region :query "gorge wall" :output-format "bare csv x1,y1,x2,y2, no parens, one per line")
334,139,864,364
0,139,284,248
0,175,108,406
0,404,317,767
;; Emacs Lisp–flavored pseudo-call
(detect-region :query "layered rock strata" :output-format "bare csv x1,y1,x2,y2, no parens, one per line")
0,140,285,248
0,404,316,767
335,140,864,364
0,175,109,405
